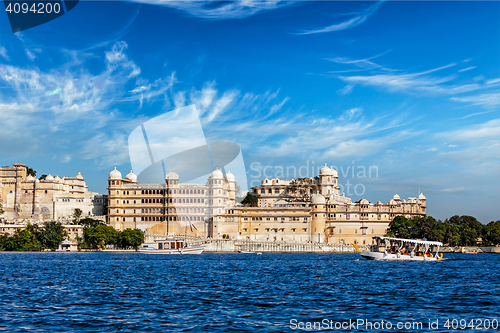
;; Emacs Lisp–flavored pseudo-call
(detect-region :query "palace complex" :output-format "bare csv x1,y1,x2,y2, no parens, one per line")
0,164,105,221
107,163,427,245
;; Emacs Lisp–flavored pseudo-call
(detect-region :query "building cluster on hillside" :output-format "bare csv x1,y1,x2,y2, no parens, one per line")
0,163,427,246
0,164,105,222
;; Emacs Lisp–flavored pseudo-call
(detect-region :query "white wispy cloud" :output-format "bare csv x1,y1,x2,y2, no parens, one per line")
298,1,383,35
0,41,149,166
0,46,9,61
25,49,36,61
326,51,391,71
439,118,500,141
337,84,353,95
452,92,500,108
335,62,493,96
129,0,296,19
458,66,476,72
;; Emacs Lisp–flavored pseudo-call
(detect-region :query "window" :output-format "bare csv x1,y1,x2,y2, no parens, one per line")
275,189,279,194
261,189,265,194
355,229,358,234
339,229,342,234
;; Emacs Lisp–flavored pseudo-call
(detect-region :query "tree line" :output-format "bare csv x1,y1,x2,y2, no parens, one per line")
76,217,144,250
386,215,500,246
0,217,144,251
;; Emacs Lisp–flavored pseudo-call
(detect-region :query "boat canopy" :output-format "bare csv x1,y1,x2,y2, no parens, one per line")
373,236,443,246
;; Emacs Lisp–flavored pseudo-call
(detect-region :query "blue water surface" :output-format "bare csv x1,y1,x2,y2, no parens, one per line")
0,253,498,332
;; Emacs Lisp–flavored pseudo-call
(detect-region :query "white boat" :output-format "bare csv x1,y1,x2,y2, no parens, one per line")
139,238,208,254
354,236,443,261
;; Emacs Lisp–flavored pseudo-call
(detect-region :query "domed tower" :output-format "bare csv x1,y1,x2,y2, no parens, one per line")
311,194,327,243
107,166,123,227
208,167,225,216
125,169,137,183
318,162,335,196
225,169,236,206
418,192,426,214
164,172,180,233
108,166,122,188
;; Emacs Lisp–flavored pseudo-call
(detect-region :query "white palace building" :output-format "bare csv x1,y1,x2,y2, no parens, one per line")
107,163,426,245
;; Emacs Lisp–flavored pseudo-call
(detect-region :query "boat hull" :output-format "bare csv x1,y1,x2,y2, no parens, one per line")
360,251,440,261
139,244,207,255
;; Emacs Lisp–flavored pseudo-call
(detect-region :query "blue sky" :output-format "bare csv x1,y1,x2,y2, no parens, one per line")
0,1,499,223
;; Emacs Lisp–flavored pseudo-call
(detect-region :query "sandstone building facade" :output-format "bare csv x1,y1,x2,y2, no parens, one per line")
0,164,105,222
107,163,426,245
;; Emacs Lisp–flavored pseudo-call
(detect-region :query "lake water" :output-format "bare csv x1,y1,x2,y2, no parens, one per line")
0,252,498,332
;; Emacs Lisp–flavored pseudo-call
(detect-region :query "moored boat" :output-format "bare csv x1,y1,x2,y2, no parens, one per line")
139,238,207,254
355,236,443,261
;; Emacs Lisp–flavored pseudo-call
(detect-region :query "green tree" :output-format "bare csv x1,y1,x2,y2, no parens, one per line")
79,217,105,229
72,208,83,224
84,225,118,249
26,167,36,177
241,193,260,207
282,178,317,202
0,235,19,251
444,215,483,246
36,221,67,250
0,225,42,251
118,228,144,250
386,215,413,238
39,174,47,181
482,221,500,246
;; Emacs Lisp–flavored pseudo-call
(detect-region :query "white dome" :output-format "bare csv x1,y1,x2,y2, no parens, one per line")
109,166,122,180
76,171,84,179
165,171,179,180
360,198,370,204
26,175,34,181
54,175,61,181
330,164,338,177
393,193,400,200
211,167,223,179
125,169,137,182
225,169,235,182
319,162,333,176
419,192,426,200
311,194,326,204
46,174,54,181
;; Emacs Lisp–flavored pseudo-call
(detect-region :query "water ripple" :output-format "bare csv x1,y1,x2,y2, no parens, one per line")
0,252,498,332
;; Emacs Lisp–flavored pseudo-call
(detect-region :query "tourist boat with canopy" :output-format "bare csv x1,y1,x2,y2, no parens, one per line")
139,238,208,254
354,236,443,261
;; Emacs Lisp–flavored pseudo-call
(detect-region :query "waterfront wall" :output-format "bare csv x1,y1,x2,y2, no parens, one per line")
440,246,500,253
144,234,365,252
